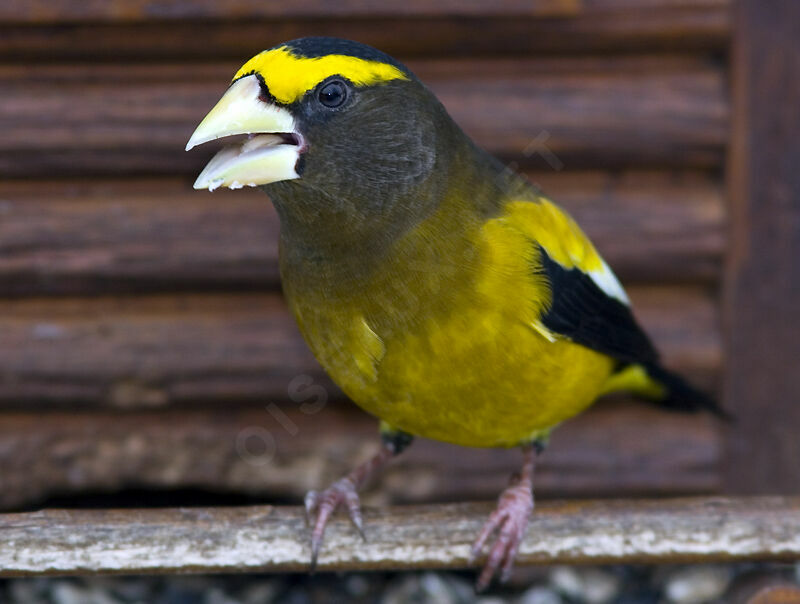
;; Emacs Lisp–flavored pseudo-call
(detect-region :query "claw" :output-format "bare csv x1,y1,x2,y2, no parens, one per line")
471,481,534,592
345,489,366,540
304,490,319,523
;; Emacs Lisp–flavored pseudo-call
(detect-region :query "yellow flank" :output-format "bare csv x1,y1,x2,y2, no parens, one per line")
498,197,630,304
286,195,626,448
234,46,409,105
505,198,604,274
475,197,612,341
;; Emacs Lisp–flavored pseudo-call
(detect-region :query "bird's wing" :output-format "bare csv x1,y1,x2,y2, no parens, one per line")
533,239,659,365
487,196,659,365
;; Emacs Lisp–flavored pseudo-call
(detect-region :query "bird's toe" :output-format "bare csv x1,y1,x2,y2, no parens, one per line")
472,482,533,591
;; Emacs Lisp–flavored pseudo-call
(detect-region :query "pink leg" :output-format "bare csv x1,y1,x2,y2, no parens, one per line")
304,444,396,568
470,443,537,591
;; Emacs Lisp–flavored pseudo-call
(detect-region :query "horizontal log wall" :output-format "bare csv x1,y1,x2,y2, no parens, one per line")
0,171,724,296
0,287,719,408
0,0,584,22
0,57,728,177
1,401,720,510
0,1,734,510
0,1,731,60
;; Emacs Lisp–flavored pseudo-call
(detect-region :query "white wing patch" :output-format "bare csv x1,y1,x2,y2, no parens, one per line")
588,259,630,305
529,320,558,342
352,316,386,383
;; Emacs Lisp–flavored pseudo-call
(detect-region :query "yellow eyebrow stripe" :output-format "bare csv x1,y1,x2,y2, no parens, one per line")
233,46,409,105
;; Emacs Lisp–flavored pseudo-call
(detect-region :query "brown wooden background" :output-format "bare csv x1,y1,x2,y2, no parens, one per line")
0,0,795,511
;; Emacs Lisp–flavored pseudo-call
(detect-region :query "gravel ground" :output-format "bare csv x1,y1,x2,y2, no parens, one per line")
2,563,798,604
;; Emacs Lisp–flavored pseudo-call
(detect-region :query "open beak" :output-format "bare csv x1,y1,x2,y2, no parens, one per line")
186,74,302,191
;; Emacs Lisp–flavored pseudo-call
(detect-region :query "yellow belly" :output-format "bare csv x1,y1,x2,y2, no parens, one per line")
302,302,614,448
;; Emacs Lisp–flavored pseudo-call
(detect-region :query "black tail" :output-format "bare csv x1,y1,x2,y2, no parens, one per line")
644,363,732,421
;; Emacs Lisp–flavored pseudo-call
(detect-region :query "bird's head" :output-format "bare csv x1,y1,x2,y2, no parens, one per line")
187,37,449,209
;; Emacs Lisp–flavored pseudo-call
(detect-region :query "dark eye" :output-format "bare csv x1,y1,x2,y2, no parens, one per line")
318,80,347,108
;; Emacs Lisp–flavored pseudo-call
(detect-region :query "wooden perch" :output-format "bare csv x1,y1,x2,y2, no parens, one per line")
1,497,799,576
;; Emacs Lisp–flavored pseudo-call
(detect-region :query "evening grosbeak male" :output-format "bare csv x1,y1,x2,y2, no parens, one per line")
187,37,725,590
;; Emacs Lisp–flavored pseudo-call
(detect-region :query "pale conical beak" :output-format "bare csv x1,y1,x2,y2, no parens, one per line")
186,74,302,191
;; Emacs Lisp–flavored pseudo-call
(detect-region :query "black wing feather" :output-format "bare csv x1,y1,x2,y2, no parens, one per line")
534,245,729,418
534,245,659,365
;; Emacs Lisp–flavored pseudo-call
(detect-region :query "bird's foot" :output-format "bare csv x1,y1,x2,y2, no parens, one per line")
470,473,534,591
303,442,399,570
304,476,365,569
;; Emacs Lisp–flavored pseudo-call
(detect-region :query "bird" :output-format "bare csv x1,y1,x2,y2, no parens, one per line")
186,36,726,590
